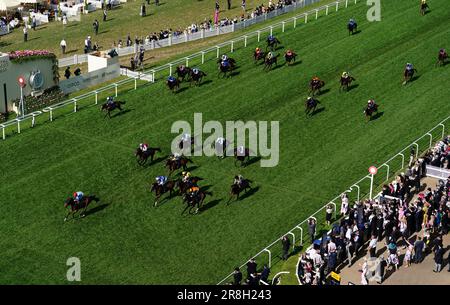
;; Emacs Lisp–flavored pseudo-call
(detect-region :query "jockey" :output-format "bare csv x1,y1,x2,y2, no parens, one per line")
181,133,191,143
267,35,275,42
192,68,199,75
439,49,447,56
156,175,168,186
139,143,149,152
221,54,228,62
286,49,293,56
233,175,244,187
179,64,185,71
342,71,349,79
216,137,225,145
188,186,200,199
106,96,114,106
73,191,84,204
349,18,356,26
405,63,414,71
367,99,376,110
267,52,273,60
311,76,321,85
182,171,191,183
255,47,261,56
168,75,176,83
237,145,245,156
171,152,182,167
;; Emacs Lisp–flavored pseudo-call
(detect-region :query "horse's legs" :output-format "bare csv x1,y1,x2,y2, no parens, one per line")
64,210,72,222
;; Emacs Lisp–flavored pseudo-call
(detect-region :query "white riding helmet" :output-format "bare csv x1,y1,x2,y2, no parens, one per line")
222,54,228,61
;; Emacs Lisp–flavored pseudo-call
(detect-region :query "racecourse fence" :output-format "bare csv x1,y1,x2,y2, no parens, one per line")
216,115,450,285
1,0,360,140
58,0,328,67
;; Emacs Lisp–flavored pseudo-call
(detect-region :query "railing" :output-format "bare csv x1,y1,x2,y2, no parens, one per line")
1,0,359,140
425,165,450,180
216,115,450,284
57,0,324,67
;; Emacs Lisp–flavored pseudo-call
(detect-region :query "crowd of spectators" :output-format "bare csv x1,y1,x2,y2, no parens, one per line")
424,135,450,169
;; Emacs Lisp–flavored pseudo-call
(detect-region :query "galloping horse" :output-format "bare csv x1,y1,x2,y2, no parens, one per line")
263,54,280,71
150,180,177,207
181,189,213,215
64,195,100,221
101,101,125,118
167,77,180,92
420,1,429,16
228,179,252,203
437,49,448,66
189,70,207,86
305,97,320,116
234,148,251,167
165,156,193,174
403,66,418,85
175,65,192,82
348,20,358,35
266,36,281,52
217,58,236,78
309,78,325,96
135,147,161,165
176,176,204,195
254,49,266,63
340,75,356,92
284,50,297,65
364,103,379,122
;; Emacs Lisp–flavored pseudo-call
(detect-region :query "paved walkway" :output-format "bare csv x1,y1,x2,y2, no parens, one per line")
337,177,450,285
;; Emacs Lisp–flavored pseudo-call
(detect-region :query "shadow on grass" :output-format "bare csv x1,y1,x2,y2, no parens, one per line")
84,203,109,217
199,198,222,213
245,156,262,167
369,111,384,122
286,59,302,67
238,186,260,201
309,107,325,117
112,108,133,118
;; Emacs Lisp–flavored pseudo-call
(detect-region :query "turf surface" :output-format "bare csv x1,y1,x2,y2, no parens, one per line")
1,0,450,284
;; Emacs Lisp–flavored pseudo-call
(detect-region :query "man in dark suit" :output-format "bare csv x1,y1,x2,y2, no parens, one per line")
246,258,257,279
232,267,242,285
281,235,291,260
259,264,270,283
227,0,232,10
414,237,425,263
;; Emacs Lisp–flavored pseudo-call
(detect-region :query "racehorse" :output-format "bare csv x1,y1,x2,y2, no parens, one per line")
64,195,100,221
211,139,229,159
151,180,177,207
135,147,161,166
284,51,297,65
175,65,192,82
165,156,193,175
266,37,281,52
167,78,180,92
176,176,204,195
403,67,418,85
189,70,207,86
181,189,213,215
340,75,356,92
309,79,325,96
263,54,280,71
348,21,358,35
305,97,320,116
437,49,448,66
254,50,266,63
101,101,125,119
420,1,429,15
217,58,236,78
234,148,251,167
228,179,252,204
364,103,379,122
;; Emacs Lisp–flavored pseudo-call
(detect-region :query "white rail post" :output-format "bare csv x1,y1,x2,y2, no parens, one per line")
326,5,329,15
346,0,348,7
50,108,53,121
438,123,445,138
397,153,405,169
263,249,272,268
351,184,360,202
169,63,173,75
296,226,304,246
168,34,172,46
257,31,261,42
17,119,20,134
114,83,118,97
355,0,357,3
412,142,419,159
330,201,337,219
134,77,138,90
287,232,296,250
95,91,98,104
151,70,155,83
293,17,297,28
380,163,390,181
73,99,77,112
426,132,433,148
336,1,339,11
244,36,247,47
315,9,318,19
201,51,205,64
230,41,234,53
305,13,308,23
270,26,273,36
282,21,285,32
216,46,220,58
186,57,189,67
1,124,5,140
151,39,155,50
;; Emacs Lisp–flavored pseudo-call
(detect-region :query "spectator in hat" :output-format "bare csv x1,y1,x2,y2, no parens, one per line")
308,218,316,242
246,258,257,279
281,235,291,260
232,267,242,285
